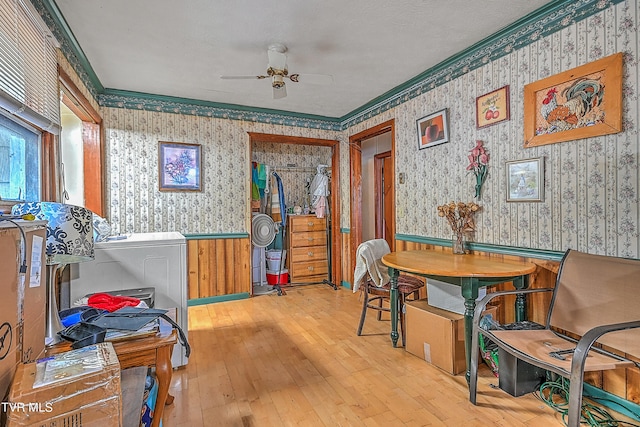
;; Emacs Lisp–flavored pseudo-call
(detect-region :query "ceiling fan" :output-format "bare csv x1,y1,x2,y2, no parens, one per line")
220,43,332,99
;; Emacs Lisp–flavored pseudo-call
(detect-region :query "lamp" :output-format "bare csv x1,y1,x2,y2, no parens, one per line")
12,202,94,345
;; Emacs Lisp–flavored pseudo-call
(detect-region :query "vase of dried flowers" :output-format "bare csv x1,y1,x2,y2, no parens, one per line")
437,201,480,254
452,233,466,255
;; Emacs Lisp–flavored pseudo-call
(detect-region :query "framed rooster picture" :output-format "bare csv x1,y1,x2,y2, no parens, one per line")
523,52,623,148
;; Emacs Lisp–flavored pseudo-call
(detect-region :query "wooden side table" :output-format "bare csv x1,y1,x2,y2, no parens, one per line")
48,330,177,427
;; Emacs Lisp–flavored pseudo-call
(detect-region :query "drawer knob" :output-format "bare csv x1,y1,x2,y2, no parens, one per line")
308,237,314,241
307,222,314,226
308,266,314,271
308,251,314,256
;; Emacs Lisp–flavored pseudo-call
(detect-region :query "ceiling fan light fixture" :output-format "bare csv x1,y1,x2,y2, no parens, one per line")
267,43,287,54
220,43,331,100
272,74,285,88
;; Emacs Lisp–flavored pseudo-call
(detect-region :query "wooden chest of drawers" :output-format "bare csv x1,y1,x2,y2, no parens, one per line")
287,215,328,283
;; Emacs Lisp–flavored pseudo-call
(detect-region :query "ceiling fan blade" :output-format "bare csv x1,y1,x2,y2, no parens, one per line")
220,75,268,80
267,49,287,71
273,84,287,99
287,73,333,85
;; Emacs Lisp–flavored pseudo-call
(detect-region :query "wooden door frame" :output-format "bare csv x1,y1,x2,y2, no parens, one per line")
374,150,391,242
349,119,395,275
59,66,104,215
248,132,341,287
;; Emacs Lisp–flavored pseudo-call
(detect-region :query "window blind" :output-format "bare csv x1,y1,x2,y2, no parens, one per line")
0,0,60,134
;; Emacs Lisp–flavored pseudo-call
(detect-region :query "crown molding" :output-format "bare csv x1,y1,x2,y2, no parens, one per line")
33,0,104,96
35,0,624,130
340,0,625,128
99,89,342,130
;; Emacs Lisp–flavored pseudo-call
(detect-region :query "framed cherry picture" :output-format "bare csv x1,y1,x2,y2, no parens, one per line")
476,85,510,129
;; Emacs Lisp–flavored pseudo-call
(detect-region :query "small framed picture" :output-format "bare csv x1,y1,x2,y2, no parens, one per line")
506,157,544,202
476,85,510,129
158,141,202,191
416,108,449,150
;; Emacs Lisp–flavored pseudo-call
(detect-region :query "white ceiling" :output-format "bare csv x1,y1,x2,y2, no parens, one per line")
55,0,552,118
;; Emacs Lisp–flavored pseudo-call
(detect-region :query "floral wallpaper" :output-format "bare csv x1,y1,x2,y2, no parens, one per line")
102,108,339,235
97,0,640,259
347,0,639,258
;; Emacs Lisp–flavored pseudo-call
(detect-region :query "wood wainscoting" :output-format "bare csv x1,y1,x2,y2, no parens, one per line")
187,236,252,299
340,230,352,288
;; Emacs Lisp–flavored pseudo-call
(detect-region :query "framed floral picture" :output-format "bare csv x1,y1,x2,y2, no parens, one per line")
523,52,623,148
158,141,201,191
476,85,510,128
417,108,449,150
506,157,544,202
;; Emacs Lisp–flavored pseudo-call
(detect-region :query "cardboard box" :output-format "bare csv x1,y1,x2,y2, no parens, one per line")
0,220,46,407
0,226,21,401
6,342,123,427
405,299,498,375
19,224,46,364
426,279,486,315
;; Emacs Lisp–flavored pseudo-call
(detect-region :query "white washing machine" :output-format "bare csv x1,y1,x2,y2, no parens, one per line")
69,232,188,368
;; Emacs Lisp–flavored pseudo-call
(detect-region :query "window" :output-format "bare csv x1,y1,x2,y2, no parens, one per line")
0,112,41,202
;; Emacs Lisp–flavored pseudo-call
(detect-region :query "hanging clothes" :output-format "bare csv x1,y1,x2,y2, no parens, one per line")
310,164,329,218
257,163,267,198
315,195,326,218
251,162,260,201
252,162,269,201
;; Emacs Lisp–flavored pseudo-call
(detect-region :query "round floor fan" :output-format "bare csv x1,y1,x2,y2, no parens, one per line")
251,213,277,248
251,214,278,293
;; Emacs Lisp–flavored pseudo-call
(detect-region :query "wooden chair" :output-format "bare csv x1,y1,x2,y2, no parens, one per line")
469,249,640,427
354,240,424,346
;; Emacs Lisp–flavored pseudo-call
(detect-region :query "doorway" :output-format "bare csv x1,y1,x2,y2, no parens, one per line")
375,150,393,249
248,132,341,290
349,119,396,274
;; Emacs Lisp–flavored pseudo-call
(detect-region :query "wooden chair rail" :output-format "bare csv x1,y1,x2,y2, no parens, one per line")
469,249,640,427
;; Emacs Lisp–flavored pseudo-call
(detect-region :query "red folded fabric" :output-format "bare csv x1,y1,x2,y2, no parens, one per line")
87,293,141,312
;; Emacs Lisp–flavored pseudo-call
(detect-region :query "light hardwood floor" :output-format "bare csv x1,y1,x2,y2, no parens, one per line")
163,285,570,426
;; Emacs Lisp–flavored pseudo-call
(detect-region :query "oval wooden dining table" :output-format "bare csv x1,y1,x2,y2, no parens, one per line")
382,249,537,383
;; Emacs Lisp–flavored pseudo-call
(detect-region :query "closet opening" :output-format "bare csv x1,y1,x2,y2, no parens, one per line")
248,133,340,296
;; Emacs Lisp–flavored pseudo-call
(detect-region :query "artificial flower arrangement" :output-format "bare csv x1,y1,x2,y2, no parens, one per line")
468,140,489,198
437,201,481,254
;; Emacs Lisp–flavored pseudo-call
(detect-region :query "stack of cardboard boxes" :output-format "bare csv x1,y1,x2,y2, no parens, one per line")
0,220,123,426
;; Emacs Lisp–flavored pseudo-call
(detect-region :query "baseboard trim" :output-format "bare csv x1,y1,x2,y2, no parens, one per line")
395,234,564,261
187,293,250,306
584,383,640,422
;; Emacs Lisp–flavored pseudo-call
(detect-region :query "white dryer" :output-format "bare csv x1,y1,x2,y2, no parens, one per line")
70,232,188,368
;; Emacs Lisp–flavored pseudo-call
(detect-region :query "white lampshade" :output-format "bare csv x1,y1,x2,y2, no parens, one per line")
12,202,94,265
